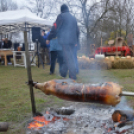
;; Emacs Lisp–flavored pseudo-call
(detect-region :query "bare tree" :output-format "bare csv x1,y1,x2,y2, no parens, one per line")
24,0,59,19
124,0,134,39
0,0,8,11
59,0,111,54
93,0,134,45
0,0,18,11
0,0,18,40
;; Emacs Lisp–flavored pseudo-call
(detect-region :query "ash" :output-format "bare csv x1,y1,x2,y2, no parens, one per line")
26,103,134,134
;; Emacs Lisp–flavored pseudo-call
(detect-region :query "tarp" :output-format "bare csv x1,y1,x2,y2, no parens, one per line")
0,9,53,33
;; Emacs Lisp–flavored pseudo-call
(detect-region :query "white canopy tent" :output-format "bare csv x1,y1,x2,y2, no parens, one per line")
0,9,53,33
0,9,53,116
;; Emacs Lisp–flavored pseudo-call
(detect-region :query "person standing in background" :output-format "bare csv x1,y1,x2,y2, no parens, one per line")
40,30,47,64
74,27,80,74
0,38,5,49
74,43,80,74
43,29,51,65
49,37,63,75
0,38,5,63
3,38,12,48
46,4,80,80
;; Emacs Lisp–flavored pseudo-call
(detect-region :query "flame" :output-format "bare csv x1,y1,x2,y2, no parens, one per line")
28,121,44,129
63,117,70,121
104,125,107,128
46,111,49,114
28,112,70,130
112,112,123,122
108,128,112,132
117,113,121,122
34,116,50,125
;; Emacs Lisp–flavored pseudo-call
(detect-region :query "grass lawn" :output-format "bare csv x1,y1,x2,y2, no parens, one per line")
0,65,134,134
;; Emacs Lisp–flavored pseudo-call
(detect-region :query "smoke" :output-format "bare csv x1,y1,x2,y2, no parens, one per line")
85,62,116,83
115,96,133,111
80,58,134,111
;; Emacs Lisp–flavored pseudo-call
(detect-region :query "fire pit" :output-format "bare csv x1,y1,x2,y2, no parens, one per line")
25,79,134,134
26,103,134,134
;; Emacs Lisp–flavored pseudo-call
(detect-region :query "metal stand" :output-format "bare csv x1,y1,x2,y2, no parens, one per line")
24,23,36,116
31,39,44,68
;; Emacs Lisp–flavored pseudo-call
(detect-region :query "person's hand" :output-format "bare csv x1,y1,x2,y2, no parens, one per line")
41,32,44,36
46,40,50,45
75,44,77,47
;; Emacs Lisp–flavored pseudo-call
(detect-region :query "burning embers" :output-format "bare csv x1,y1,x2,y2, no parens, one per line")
112,110,134,133
26,105,134,134
27,109,70,131
26,80,134,133
28,116,51,129
112,110,133,122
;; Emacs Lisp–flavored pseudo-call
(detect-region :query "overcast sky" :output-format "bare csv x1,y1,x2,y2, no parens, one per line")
12,0,26,6
12,0,101,7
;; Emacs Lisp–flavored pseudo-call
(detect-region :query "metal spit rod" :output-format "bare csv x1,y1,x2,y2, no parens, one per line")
30,81,134,97
121,91,134,96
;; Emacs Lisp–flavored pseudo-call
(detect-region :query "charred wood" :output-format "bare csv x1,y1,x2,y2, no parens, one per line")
115,124,133,133
49,108,75,115
0,122,8,132
112,110,134,122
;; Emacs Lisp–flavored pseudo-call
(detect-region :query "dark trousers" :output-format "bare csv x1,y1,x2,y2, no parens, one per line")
40,47,50,64
50,51,63,74
74,47,79,74
7,55,12,62
61,45,76,80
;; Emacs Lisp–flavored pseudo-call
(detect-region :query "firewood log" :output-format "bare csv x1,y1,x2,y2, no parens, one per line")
112,110,134,122
49,108,75,115
0,122,8,132
34,79,122,106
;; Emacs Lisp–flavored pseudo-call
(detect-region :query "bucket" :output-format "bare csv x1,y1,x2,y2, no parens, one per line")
95,54,105,59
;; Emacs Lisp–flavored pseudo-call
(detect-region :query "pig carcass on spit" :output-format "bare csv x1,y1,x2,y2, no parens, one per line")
34,79,122,106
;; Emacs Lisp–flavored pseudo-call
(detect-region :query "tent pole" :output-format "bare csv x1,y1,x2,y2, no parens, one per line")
24,29,36,116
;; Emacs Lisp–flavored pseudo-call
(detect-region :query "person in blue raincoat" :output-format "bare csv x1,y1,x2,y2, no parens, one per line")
49,37,63,75
46,4,79,80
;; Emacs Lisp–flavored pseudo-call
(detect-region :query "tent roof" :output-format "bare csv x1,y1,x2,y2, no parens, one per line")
0,9,53,33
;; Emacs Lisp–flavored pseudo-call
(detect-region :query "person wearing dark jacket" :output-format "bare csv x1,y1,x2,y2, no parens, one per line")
40,30,46,64
46,4,79,80
0,38,5,49
43,30,51,65
40,30,50,64
3,38,12,48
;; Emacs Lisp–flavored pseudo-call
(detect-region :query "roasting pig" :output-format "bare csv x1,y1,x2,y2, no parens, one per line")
33,79,124,106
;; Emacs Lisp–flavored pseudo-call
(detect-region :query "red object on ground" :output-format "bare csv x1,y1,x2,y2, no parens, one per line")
94,46,131,57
